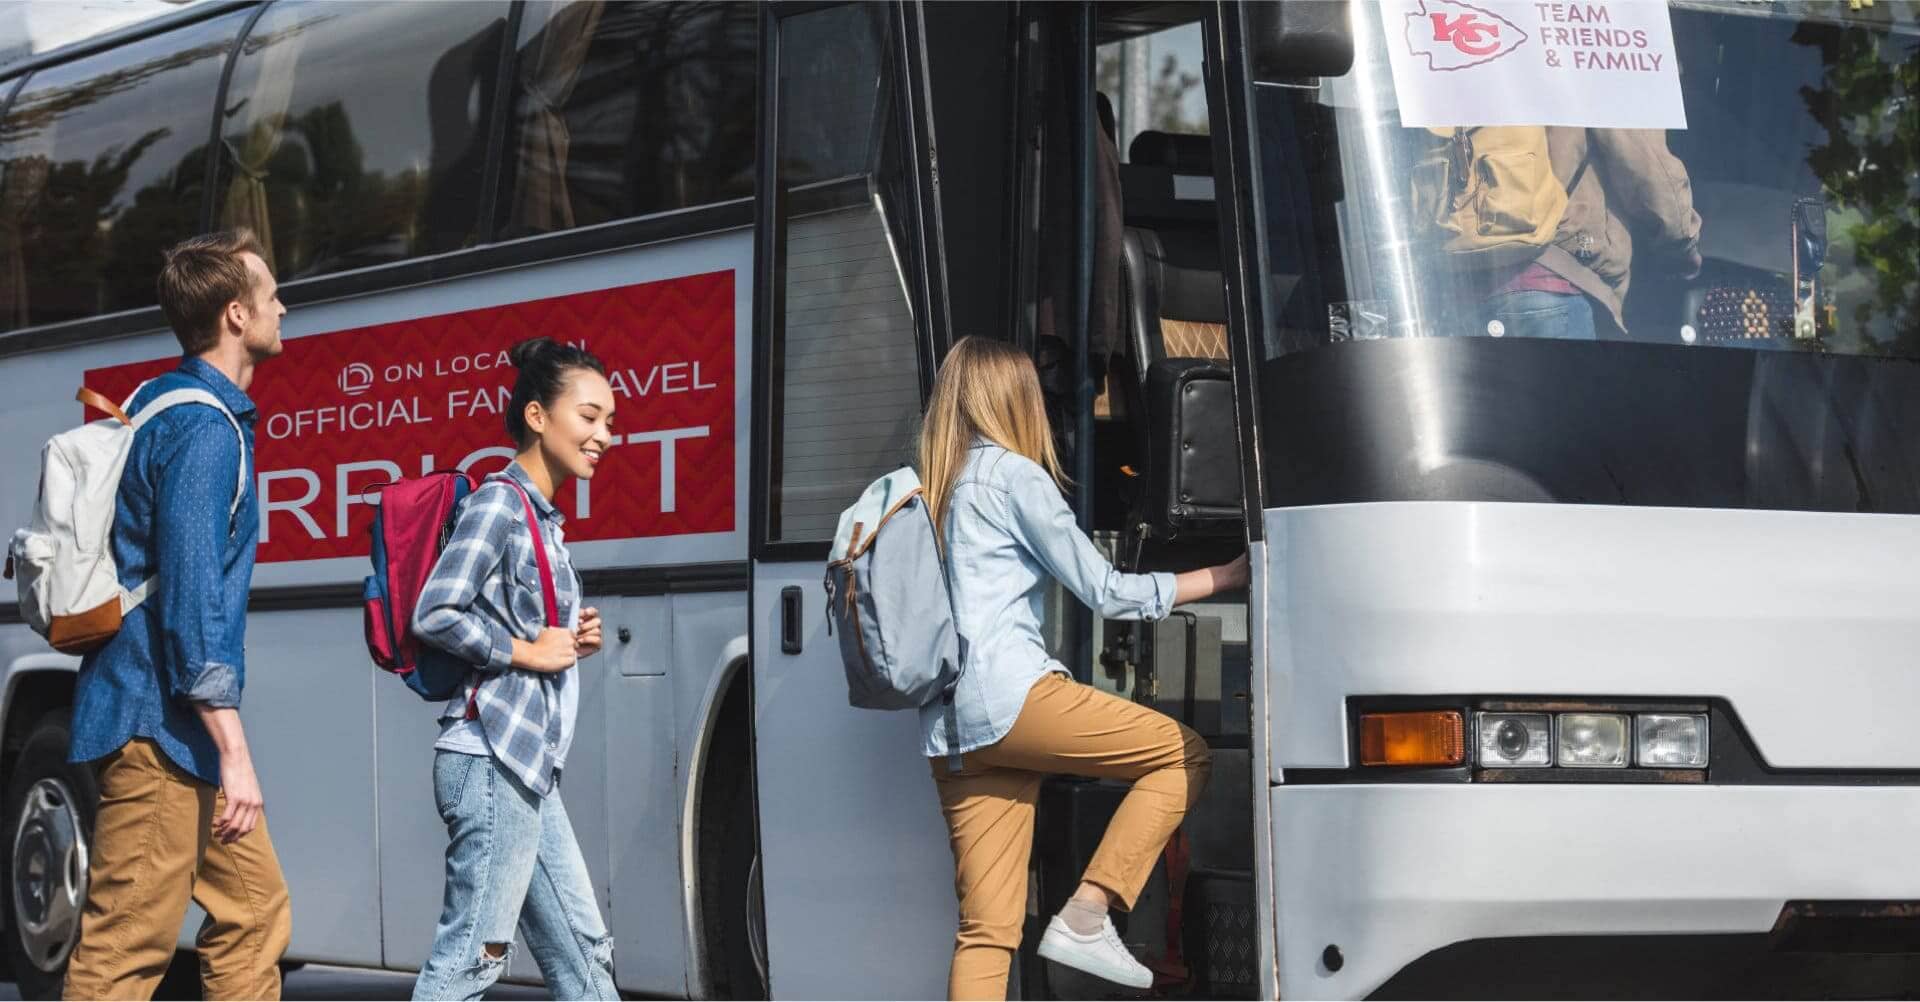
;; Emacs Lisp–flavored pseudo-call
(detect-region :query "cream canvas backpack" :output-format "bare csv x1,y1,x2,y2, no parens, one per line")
5,384,245,654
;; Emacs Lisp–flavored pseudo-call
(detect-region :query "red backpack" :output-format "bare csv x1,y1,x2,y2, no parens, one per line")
362,473,561,702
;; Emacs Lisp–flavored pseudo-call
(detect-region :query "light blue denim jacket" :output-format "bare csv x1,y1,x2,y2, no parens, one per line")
920,442,1177,758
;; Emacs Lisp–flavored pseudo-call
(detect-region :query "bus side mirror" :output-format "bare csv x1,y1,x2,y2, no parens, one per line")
1794,196,1828,276
1247,1,1355,82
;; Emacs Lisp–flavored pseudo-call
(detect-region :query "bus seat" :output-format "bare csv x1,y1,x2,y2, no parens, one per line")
1128,130,1213,174
1121,228,1229,378
1123,130,1218,220
1118,130,1229,388
1113,131,1241,540
1140,357,1241,539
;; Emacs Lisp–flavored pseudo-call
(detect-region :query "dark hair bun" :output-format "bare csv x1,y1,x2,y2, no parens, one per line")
504,336,607,448
508,336,561,369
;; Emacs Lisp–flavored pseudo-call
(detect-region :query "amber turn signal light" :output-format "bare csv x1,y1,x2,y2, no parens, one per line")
1358,710,1465,766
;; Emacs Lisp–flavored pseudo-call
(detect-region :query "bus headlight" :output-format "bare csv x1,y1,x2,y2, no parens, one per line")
1635,713,1709,768
1476,712,1550,767
1555,713,1630,768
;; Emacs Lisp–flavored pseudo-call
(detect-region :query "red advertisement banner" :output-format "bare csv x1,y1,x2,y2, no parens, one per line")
85,271,736,564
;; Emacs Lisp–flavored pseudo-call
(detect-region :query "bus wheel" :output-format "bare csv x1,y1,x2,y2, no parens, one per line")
699,684,767,999
4,712,97,1000
745,849,767,984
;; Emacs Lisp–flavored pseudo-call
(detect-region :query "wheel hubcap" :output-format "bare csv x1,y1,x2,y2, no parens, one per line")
12,778,88,973
745,852,768,987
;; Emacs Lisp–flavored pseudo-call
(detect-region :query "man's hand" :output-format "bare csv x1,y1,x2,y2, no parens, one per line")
214,751,264,844
194,705,263,844
574,606,603,659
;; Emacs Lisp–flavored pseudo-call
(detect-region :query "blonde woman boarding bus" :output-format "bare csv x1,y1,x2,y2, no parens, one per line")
918,337,1249,1000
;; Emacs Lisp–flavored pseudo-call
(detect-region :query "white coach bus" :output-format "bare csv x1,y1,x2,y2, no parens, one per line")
1,1,1915,999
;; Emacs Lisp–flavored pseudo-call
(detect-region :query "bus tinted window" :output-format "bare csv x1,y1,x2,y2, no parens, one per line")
214,1,508,280
1097,21,1208,161
0,11,243,330
1661,3,1919,355
502,0,756,237
1251,2,1918,359
768,6,923,543
778,9,884,187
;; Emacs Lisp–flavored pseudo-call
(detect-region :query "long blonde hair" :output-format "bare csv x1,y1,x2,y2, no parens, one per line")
918,336,1067,534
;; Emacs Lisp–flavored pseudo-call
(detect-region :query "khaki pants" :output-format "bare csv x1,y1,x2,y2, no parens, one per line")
63,739,292,1001
931,673,1211,1001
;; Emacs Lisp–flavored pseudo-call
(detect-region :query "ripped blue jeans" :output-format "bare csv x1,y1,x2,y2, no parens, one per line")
412,752,617,1001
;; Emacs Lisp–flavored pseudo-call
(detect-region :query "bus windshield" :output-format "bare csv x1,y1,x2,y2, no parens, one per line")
1252,0,1919,360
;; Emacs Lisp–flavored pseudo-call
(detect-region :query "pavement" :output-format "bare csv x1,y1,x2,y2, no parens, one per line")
1,965,553,1001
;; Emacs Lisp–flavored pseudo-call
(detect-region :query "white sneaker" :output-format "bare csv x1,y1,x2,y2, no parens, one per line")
1036,913,1153,990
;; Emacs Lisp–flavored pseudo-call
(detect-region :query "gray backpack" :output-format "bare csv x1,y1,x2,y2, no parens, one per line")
823,467,964,710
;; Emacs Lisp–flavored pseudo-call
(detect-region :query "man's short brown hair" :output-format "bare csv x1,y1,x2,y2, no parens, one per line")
156,229,267,355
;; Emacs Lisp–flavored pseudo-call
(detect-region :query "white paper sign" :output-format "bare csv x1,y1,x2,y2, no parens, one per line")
1383,0,1687,130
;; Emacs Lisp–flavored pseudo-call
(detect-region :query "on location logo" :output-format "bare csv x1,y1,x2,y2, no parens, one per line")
1403,0,1528,71
339,362,375,396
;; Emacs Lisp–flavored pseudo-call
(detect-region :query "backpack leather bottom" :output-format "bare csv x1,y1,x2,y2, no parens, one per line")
49,597,124,655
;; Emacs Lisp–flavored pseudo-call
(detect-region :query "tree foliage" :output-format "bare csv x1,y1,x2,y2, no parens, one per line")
1794,16,1920,357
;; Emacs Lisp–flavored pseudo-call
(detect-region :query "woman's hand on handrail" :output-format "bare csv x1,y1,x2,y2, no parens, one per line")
1173,552,1250,605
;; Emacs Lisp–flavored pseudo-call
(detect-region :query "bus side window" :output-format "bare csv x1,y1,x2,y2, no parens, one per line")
0,10,248,332
214,1,509,281
762,6,925,545
500,1,756,239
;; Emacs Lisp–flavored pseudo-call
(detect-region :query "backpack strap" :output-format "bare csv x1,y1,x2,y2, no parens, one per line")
493,479,560,627
1562,152,1592,198
77,387,132,427
118,386,251,615
923,497,970,772
131,387,249,519
458,477,561,722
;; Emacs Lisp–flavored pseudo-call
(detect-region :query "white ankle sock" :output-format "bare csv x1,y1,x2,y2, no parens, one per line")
1059,896,1107,936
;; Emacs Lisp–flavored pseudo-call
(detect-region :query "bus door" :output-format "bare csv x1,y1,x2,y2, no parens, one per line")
747,4,956,997
1000,4,1270,996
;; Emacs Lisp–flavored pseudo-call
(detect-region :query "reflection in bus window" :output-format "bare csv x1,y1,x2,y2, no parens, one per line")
778,8,883,188
768,6,923,543
0,11,244,330
214,1,508,280
1255,0,1918,360
1660,1,1917,355
503,1,755,237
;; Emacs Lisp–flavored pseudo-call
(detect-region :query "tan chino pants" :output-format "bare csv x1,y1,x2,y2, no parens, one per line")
62,738,292,1001
931,672,1211,1000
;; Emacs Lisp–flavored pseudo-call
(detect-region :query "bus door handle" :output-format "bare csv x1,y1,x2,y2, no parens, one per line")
780,586,803,654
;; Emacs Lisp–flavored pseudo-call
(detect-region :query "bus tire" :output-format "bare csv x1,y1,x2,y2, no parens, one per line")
698,681,766,1000
3,711,96,1000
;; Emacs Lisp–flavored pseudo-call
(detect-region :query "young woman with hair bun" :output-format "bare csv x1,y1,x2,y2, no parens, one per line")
409,336,619,1001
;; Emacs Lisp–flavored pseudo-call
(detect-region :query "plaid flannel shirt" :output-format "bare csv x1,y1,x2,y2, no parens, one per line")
412,464,580,797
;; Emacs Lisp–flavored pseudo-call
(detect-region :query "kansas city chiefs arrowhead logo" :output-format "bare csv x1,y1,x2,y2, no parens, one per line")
1403,0,1528,71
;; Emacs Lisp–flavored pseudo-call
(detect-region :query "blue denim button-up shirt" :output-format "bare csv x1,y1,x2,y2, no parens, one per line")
70,358,258,785
920,442,1176,758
